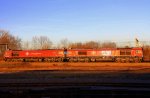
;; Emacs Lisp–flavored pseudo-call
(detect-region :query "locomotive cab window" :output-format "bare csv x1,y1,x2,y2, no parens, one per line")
78,51,87,55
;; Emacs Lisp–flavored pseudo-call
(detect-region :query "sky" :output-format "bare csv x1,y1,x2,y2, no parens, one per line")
0,0,150,43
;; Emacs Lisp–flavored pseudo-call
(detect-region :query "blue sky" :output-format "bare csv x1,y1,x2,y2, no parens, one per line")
0,0,150,43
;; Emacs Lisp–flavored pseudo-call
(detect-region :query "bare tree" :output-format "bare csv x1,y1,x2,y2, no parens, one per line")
32,36,52,49
59,38,69,48
68,41,116,49
69,42,82,49
101,42,116,48
84,41,99,49
0,30,21,56
22,41,30,50
32,36,38,49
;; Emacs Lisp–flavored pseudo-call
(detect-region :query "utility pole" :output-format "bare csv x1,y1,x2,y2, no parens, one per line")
135,38,140,47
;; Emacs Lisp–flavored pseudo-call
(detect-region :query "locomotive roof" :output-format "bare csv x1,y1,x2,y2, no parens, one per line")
6,47,142,51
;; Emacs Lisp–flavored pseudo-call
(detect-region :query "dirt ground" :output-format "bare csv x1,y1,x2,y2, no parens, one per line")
0,61,150,73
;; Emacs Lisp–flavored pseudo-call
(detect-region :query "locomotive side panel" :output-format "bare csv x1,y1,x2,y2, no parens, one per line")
20,50,64,62
67,50,78,57
67,49,89,62
112,49,120,56
61,49,116,62
4,49,65,62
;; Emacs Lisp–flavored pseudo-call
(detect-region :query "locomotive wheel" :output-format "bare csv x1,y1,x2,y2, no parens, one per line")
134,58,140,63
73,58,78,62
85,58,90,62
54,58,58,62
78,58,85,62
4,58,7,61
68,58,74,62
38,59,42,62
38,58,44,62
121,59,126,63
57,58,62,62
91,58,96,62
115,58,121,63
129,58,134,62
125,58,130,63
49,58,55,62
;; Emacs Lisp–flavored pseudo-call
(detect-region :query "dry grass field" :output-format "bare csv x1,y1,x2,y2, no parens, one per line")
0,61,150,73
